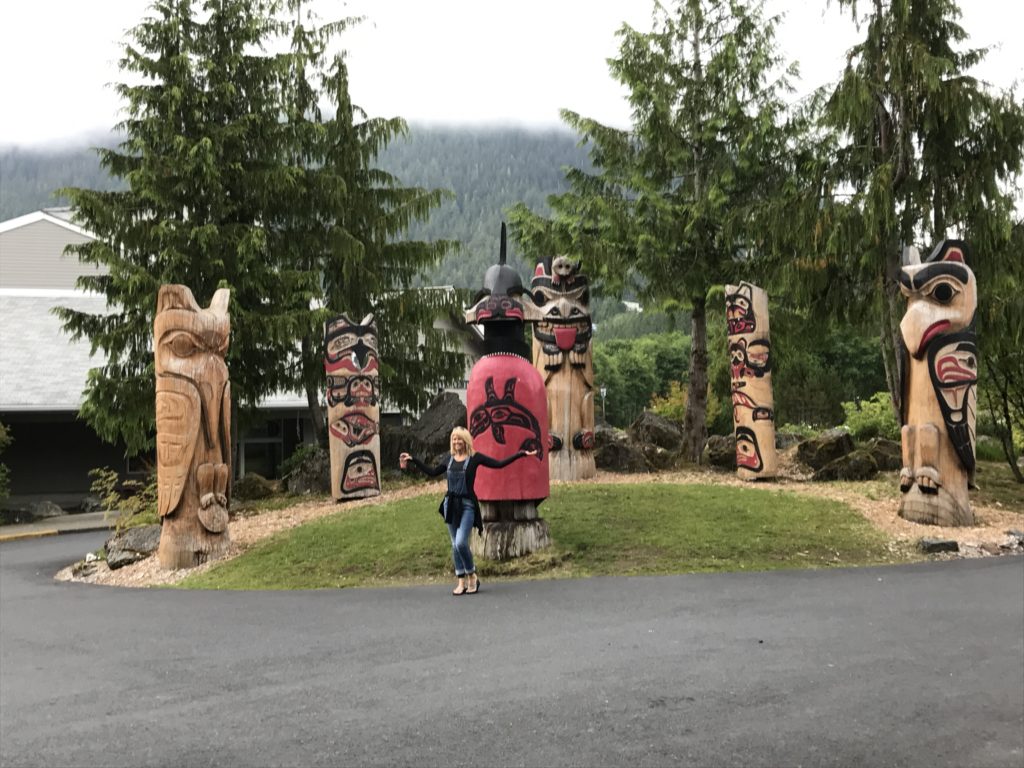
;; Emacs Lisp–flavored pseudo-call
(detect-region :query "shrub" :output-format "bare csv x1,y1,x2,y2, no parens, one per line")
841,392,900,441
88,466,159,532
650,380,687,423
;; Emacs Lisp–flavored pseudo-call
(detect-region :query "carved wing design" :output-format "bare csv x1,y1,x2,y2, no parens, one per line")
156,377,200,517
221,380,231,505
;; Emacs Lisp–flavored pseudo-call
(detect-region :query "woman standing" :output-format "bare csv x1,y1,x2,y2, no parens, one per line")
400,427,537,595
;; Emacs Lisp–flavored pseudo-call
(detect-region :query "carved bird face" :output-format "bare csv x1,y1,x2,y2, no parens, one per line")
899,242,977,359
154,286,230,448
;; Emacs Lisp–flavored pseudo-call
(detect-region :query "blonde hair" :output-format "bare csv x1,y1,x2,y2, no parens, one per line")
450,427,474,455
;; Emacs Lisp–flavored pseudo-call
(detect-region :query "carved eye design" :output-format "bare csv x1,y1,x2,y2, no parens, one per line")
929,282,958,304
165,331,201,358
548,306,562,318
569,307,584,317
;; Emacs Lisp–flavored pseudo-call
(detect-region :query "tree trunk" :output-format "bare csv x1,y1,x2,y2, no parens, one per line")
301,334,326,448
682,295,709,463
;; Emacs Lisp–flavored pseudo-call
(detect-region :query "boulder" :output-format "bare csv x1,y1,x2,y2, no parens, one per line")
381,391,466,468
80,495,104,513
233,472,276,501
796,429,855,470
628,411,685,451
105,524,161,570
594,424,648,473
641,444,678,471
812,449,878,481
918,538,959,554
702,434,736,469
29,500,64,518
285,446,332,495
775,432,803,450
863,438,902,471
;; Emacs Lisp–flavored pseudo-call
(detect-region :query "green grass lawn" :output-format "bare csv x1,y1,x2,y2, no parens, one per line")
178,482,902,590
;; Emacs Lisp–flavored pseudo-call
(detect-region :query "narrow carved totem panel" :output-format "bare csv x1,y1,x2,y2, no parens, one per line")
725,282,777,480
530,256,595,482
325,313,381,501
897,240,977,526
154,285,232,569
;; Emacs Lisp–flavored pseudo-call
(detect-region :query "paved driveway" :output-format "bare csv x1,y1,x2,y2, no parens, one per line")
1,532,1022,768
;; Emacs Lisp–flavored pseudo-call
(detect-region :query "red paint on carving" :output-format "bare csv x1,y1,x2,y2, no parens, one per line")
937,355,976,383
918,320,950,357
466,355,550,502
553,326,578,351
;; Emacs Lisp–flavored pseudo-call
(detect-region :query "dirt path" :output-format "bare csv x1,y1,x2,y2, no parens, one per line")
57,468,1021,588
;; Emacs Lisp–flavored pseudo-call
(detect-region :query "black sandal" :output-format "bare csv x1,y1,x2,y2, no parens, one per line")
465,576,480,595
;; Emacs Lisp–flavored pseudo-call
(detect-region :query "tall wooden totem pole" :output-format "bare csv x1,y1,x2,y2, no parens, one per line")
464,224,551,559
154,285,232,569
530,256,596,481
324,313,381,501
897,240,977,526
724,282,777,479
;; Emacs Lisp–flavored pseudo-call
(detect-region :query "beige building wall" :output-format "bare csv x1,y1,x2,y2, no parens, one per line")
0,219,100,290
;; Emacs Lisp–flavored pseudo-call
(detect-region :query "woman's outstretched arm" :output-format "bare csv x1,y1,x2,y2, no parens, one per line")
471,449,538,470
400,452,448,477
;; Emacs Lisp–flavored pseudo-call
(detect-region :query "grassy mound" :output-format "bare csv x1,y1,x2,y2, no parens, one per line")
178,483,899,590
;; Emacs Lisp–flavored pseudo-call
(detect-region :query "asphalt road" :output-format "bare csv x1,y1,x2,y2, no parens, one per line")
1,532,1022,768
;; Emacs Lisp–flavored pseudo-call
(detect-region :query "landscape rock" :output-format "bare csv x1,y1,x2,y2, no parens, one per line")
918,538,959,554
71,560,100,578
80,495,104,513
104,524,161,570
641,444,677,471
594,424,648,473
775,432,802,450
233,472,276,501
863,438,902,471
797,429,855,470
381,391,466,469
284,446,332,495
702,434,736,469
28,500,64,518
812,450,879,482
628,411,685,451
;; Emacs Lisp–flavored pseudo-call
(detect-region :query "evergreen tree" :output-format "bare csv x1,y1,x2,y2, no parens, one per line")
57,0,462,456
789,0,1024,418
58,0,296,455
510,0,801,461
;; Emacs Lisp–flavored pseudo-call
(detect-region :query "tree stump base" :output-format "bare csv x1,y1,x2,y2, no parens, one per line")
472,520,551,561
898,487,974,527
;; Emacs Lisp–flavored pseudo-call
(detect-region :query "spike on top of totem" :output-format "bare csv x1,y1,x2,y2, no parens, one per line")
464,224,550,503
897,239,977,526
530,255,596,481
325,313,381,501
725,282,776,480
154,284,232,569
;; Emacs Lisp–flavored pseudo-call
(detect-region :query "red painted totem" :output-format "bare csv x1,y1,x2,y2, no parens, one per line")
464,224,550,559
324,313,381,501
725,282,777,479
898,240,977,526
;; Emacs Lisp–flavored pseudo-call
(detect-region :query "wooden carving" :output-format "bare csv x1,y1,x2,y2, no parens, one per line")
530,256,596,481
154,285,231,569
898,240,977,526
725,282,777,480
325,313,381,501
463,224,551,560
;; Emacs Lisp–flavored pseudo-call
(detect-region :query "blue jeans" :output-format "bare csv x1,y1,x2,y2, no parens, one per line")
446,499,476,576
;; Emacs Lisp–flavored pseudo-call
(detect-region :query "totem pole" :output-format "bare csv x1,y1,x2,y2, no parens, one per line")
530,256,596,481
464,224,551,559
724,282,777,479
325,313,381,501
154,285,232,569
897,240,977,526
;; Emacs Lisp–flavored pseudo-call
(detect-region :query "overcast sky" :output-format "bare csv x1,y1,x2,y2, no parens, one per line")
0,0,1021,147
